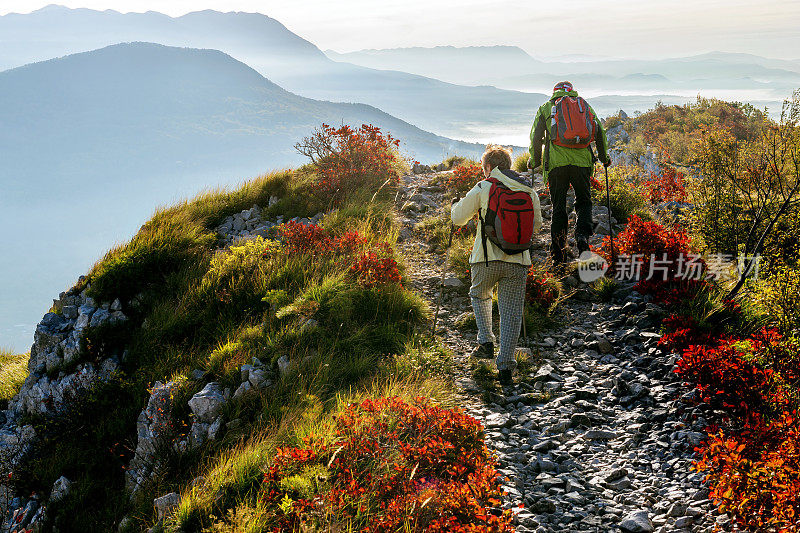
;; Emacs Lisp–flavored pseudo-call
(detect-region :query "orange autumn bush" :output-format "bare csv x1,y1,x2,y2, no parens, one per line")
597,215,706,305
445,163,484,193
696,411,800,532
260,397,514,532
350,242,402,286
295,123,404,204
662,315,800,531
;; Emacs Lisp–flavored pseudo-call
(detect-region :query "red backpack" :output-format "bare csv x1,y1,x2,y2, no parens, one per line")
549,96,597,149
479,172,536,263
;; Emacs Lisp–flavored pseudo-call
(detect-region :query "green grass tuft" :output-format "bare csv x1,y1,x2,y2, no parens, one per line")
0,349,29,407
512,153,530,173
437,155,476,170
591,276,619,302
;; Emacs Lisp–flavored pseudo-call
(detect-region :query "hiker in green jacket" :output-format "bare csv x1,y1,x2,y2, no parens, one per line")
529,81,610,268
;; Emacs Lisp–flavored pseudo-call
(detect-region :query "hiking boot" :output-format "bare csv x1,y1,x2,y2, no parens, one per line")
498,368,514,387
576,236,590,254
469,342,494,359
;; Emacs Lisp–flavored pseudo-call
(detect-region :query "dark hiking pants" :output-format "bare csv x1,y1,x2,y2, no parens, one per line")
548,165,593,263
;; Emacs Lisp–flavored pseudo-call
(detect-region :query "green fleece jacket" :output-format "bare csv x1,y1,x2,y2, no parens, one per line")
529,88,609,180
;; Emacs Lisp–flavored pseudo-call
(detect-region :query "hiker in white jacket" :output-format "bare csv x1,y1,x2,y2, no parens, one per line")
451,145,542,385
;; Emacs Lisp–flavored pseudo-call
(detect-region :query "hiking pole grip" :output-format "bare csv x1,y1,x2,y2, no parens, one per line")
604,165,616,272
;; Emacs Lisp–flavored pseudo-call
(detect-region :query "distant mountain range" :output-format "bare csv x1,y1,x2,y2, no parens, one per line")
328,46,799,110
0,42,484,351
0,5,691,144
1,42,484,197
0,6,546,141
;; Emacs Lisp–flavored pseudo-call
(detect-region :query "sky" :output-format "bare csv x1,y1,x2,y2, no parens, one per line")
2,0,799,59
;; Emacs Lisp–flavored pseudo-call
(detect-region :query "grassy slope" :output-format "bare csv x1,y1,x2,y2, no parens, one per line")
0,349,29,408
13,166,455,532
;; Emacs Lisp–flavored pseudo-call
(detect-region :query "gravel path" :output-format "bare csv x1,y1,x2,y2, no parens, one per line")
396,171,732,533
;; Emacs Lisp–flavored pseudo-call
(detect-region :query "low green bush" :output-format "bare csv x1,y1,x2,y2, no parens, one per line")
592,165,648,223
438,155,475,170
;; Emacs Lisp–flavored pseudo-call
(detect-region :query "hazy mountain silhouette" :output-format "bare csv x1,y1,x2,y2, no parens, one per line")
0,42,483,351
325,46,546,87
331,46,800,109
0,5,328,73
0,5,551,141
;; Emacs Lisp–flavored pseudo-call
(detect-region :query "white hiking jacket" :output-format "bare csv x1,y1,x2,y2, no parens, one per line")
451,167,542,266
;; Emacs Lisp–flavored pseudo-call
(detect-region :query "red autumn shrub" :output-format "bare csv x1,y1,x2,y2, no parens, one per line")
641,166,688,204
667,318,800,531
445,163,484,192
296,124,403,203
350,242,402,286
656,253,800,531
525,269,560,310
590,175,604,192
675,329,796,421
659,314,719,352
599,215,705,305
279,221,332,254
278,223,368,257
333,231,368,255
260,397,514,532
695,410,800,532
675,340,780,423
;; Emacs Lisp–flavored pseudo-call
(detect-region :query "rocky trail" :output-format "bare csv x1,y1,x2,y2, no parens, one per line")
396,171,730,533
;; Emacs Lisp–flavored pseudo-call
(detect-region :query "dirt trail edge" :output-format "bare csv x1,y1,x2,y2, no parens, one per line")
396,171,731,533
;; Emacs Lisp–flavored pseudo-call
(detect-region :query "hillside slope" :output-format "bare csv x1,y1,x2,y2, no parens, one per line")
0,42,482,353
0,137,514,531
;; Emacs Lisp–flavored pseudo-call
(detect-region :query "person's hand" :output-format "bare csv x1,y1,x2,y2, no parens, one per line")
526,158,533,169
603,159,611,169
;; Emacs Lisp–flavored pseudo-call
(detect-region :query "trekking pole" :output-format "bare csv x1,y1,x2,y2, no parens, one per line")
431,222,455,337
521,286,528,340
604,164,616,273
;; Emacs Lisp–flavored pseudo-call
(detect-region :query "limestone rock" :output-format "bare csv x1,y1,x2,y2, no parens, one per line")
233,381,252,399
188,382,226,423
50,476,71,503
620,510,654,532
153,492,180,520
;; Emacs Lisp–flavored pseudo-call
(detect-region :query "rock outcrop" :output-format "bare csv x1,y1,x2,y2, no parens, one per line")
1,281,128,531
215,202,324,246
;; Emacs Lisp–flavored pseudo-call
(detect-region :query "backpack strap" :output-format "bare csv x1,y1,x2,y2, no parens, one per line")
478,178,501,266
478,207,489,267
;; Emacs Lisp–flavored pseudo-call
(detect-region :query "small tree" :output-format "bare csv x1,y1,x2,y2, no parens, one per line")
294,124,405,205
692,91,800,299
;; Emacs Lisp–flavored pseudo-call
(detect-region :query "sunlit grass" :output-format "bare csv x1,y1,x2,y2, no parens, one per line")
0,348,28,406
